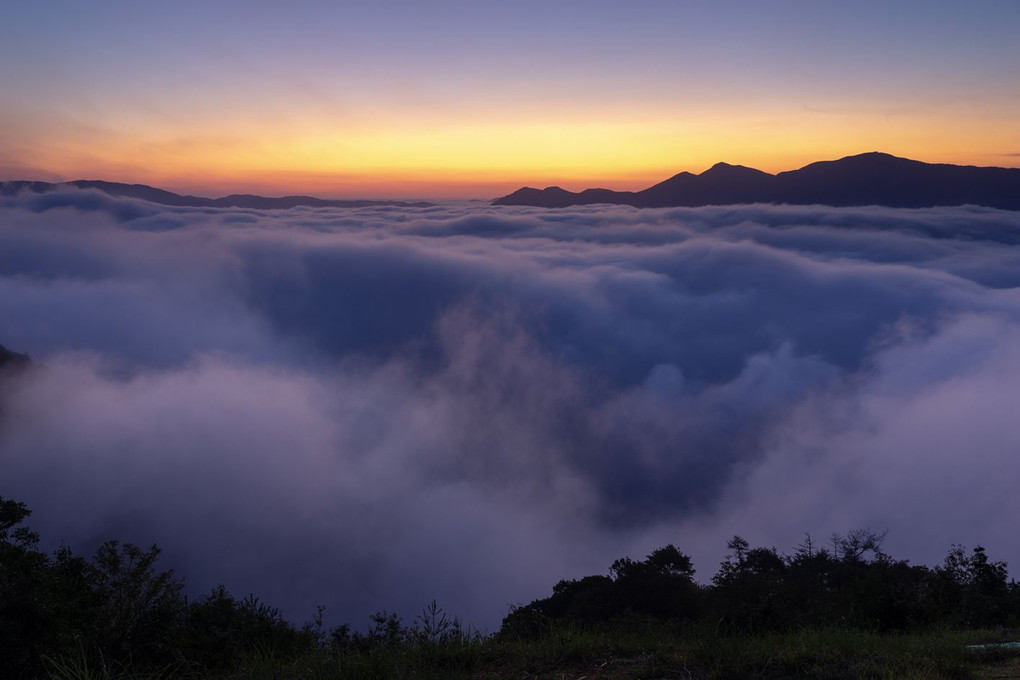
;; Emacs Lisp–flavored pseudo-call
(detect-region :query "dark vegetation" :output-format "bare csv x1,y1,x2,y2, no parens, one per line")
505,531,1017,636
2,495,1019,679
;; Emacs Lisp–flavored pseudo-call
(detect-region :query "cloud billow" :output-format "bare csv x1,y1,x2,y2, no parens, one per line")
2,188,1020,629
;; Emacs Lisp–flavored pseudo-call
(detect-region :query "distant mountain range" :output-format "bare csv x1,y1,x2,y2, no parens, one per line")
4,154,1018,211
0,180,434,209
493,153,1020,210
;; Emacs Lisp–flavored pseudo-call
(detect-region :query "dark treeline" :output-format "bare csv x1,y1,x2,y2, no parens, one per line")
2,495,1018,678
504,530,1018,637
2,496,310,678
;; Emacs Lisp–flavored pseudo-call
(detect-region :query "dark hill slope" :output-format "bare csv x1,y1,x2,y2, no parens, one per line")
0,180,433,209
0,345,29,371
494,153,1020,210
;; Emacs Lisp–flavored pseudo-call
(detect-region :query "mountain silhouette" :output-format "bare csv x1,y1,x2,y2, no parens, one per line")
0,180,434,209
493,153,1020,210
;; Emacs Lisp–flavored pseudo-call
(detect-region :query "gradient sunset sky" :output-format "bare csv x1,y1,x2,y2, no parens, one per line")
3,0,1019,199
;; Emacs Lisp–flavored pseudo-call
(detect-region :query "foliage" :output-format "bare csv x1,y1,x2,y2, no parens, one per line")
3,493,1020,679
0,495,311,678
502,528,1020,636
502,543,702,638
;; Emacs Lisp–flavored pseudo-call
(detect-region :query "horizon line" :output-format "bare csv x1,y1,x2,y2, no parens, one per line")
5,150,1020,203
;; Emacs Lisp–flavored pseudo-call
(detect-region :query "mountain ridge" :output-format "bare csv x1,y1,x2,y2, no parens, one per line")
0,180,435,209
493,152,1020,210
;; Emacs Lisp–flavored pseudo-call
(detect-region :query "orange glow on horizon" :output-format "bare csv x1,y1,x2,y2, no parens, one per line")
7,106,1019,199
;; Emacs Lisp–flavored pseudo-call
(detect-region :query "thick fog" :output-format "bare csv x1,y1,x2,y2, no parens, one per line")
2,188,1020,629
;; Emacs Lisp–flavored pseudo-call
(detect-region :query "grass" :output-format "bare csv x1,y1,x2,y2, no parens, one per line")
42,624,1020,680
473,625,981,680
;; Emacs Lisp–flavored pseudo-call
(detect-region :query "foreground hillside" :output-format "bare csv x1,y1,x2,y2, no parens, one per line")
3,495,1019,679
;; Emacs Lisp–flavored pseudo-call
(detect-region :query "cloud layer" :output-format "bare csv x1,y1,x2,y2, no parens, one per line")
3,188,1020,629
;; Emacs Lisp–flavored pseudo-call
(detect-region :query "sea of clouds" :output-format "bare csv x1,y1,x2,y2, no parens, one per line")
2,187,1020,630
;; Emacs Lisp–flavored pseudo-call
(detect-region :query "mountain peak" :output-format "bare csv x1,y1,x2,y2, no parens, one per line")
700,162,772,179
840,151,911,164
492,186,577,208
701,162,737,176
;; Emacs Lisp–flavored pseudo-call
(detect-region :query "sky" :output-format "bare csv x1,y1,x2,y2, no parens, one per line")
2,0,1019,198
3,189,1020,630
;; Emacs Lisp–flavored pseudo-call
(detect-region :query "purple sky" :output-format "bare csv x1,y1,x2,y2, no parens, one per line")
2,1,1018,197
